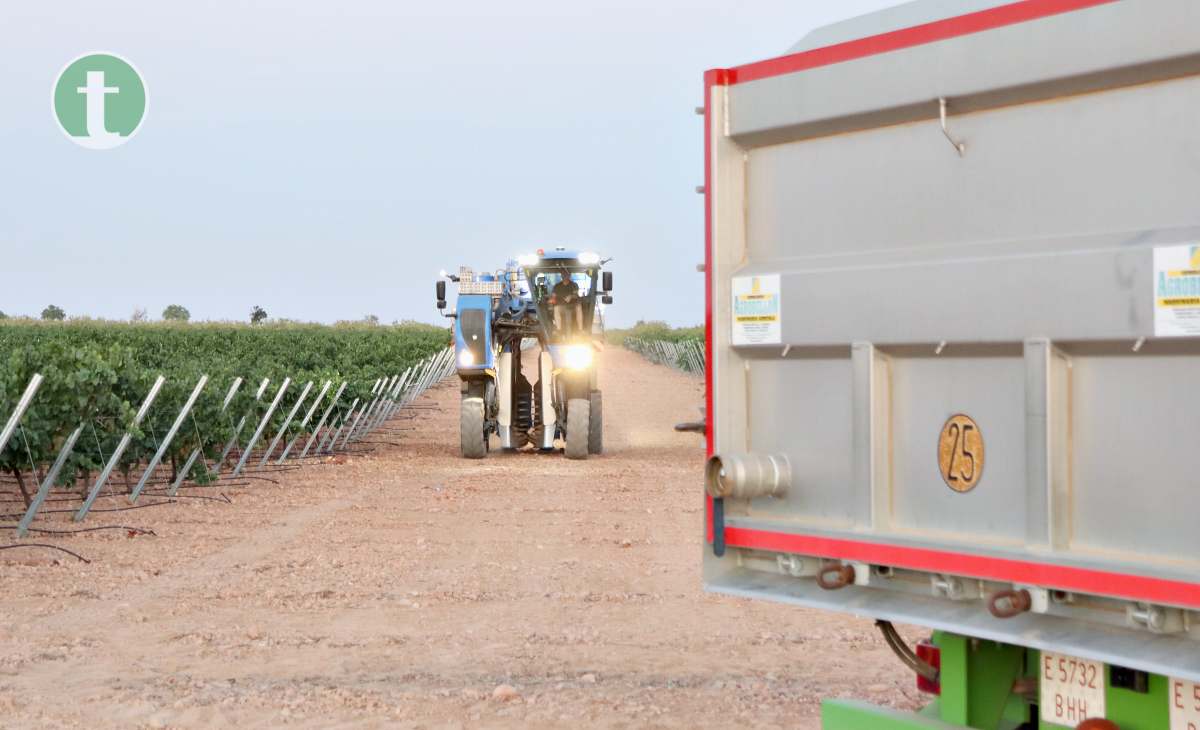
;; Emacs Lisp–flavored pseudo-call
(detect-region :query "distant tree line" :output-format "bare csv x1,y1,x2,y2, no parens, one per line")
1,304,391,326
163,304,190,321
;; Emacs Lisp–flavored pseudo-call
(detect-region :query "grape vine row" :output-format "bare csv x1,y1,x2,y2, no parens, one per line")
0,320,451,525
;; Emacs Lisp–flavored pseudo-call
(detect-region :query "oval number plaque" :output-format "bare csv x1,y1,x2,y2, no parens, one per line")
937,414,984,493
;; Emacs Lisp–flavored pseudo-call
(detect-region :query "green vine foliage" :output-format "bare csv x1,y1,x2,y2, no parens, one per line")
0,320,449,487
605,320,702,347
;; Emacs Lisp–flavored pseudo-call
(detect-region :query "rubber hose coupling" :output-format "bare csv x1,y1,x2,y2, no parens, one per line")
704,452,790,500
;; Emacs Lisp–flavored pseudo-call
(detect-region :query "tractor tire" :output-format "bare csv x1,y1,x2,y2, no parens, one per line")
588,390,603,455
460,397,487,459
565,398,590,460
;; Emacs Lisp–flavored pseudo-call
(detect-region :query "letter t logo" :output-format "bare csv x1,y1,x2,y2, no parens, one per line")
53,53,148,149
77,70,120,143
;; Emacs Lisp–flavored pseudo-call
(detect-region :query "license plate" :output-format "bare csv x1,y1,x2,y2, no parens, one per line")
1040,652,1106,726
1171,678,1200,730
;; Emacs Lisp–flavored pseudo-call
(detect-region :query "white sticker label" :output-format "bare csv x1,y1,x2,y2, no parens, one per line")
1040,652,1105,726
731,274,781,346
1170,678,1200,730
1154,244,1200,337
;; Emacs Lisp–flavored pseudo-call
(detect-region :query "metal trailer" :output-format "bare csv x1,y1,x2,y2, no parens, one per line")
701,2,1200,728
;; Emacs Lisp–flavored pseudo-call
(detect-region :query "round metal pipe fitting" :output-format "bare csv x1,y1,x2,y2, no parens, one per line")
817,564,855,590
704,452,790,499
988,589,1032,619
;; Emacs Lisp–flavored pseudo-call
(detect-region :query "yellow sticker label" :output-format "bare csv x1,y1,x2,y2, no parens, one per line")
731,274,782,345
1155,245,1200,336
938,414,985,493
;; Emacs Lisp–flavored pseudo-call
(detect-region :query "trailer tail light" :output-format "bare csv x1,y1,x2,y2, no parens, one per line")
915,640,940,695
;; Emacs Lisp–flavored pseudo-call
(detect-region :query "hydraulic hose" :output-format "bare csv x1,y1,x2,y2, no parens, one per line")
875,620,939,683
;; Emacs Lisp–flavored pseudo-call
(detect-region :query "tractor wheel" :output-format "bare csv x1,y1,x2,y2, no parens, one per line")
460,397,487,459
588,390,603,455
565,398,590,460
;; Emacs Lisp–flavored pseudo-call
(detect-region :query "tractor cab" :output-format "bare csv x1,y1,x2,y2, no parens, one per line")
521,248,613,345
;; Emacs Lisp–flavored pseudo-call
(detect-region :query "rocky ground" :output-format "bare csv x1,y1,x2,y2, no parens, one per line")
0,347,924,728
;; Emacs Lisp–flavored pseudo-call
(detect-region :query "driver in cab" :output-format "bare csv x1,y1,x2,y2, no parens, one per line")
549,274,583,337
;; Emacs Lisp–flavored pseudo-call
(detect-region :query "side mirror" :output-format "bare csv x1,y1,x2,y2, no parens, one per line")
602,271,613,292
437,300,447,310
602,295,613,305
436,280,446,301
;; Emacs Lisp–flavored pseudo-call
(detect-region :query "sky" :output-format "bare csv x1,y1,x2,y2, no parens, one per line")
1,0,902,327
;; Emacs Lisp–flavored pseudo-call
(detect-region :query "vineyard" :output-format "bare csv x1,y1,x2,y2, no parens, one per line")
614,321,705,375
605,320,703,347
625,337,705,374
0,320,452,548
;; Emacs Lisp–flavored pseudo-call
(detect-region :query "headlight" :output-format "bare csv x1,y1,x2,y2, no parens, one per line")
458,350,475,367
517,253,539,267
578,251,600,265
562,344,594,370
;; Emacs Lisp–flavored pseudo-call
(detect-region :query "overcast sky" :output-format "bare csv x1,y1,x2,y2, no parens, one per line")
1,1,901,327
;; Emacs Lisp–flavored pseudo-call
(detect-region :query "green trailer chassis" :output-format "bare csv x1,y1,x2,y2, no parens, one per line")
822,633,1172,730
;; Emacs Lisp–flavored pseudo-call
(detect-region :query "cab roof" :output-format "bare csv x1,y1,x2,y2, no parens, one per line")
536,247,581,261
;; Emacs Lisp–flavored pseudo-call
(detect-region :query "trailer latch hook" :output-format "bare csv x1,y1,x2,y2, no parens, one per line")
939,98,966,157
988,588,1032,618
817,563,856,590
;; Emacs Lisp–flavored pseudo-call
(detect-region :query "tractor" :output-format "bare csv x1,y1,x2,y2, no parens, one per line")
436,248,612,460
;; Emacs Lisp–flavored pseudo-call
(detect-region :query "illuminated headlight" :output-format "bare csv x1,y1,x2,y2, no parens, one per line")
458,350,475,367
578,251,600,265
517,253,539,267
562,344,594,370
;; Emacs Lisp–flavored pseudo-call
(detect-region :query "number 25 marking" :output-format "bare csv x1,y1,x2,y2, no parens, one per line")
945,422,976,482
938,414,984,492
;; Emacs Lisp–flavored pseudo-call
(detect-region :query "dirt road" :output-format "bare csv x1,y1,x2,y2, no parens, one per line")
0,347,921,728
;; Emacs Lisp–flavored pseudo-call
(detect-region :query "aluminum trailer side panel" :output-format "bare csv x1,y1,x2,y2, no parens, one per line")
703,0,1200,682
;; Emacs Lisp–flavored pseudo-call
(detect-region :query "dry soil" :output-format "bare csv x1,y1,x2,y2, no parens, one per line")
0,347,924,729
